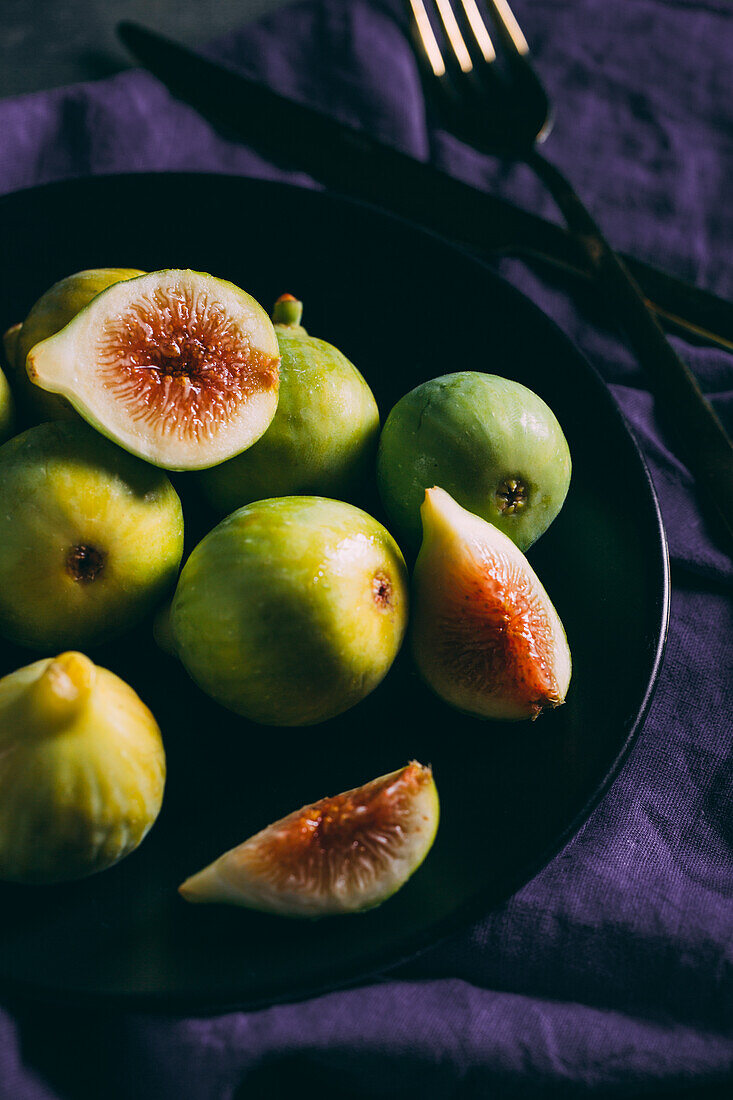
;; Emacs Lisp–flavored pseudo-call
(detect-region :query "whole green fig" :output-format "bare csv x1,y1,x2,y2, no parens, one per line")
377,372,571,552
197,296,379,514
0,421,184,649
169,496,408,726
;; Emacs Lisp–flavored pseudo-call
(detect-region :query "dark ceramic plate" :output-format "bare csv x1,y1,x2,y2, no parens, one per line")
0,173,669,1011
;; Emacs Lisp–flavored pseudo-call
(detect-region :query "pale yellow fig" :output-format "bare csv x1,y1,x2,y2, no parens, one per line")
0,652,166,883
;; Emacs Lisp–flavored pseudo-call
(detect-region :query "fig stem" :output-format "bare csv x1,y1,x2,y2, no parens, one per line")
272,294,304,328
30,652,96,728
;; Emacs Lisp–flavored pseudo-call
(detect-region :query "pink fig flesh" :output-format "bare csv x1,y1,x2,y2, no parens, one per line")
411,487,571,720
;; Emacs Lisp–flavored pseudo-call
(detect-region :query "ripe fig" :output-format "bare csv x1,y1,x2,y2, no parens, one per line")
0,364,14,443
169,496,408,726
196,294,380,514
27,270,281,470
412,487,571,720
0,651,165,883
377,372,571,552
9,268,145,423
0,421,184,650
179,761,438,916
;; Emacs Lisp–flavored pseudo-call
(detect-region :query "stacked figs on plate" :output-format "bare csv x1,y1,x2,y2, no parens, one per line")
0,267,572,916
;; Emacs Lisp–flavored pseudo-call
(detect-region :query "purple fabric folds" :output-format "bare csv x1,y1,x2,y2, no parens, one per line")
0,0,731,1095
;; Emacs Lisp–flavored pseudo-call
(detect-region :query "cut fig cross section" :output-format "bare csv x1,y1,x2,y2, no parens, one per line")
27,270,281,470
412,487,572,720
179,762,439,917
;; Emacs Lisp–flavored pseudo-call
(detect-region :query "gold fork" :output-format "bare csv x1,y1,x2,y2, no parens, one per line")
408,0,733,550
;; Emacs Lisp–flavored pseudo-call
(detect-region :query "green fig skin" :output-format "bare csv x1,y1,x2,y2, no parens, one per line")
0,651,165,884
377,372,571,553
196,298,380,515
0,364,15,443
12,268,145,424
0,422,184,650
170,496,409,727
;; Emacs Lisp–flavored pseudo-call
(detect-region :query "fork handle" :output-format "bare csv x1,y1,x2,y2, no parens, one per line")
527,148,733,552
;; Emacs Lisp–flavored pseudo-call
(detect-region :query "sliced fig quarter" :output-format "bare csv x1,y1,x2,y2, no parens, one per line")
179,762,439,917
412,487,572,721
27,270,281,470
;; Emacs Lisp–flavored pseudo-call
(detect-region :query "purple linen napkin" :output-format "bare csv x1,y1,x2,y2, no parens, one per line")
0,1,731,1095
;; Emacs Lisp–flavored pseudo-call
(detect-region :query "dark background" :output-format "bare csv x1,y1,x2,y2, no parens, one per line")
2,2,731,1097
1,0,287,98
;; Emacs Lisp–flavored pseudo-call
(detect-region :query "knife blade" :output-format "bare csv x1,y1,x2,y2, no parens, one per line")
117,20,733,353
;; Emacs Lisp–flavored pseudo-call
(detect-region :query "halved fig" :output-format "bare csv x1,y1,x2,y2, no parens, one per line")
179,762,439,917
412,487,571,720
27,270,280,470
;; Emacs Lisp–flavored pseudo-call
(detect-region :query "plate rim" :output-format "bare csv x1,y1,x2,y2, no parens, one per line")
0,170,671,1014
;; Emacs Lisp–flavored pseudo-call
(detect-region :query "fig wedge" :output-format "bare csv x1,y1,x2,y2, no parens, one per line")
27,270,280,470
179,762,439,917
412,487,571,720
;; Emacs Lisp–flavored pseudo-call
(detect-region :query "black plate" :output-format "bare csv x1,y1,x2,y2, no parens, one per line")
0,173,669,1012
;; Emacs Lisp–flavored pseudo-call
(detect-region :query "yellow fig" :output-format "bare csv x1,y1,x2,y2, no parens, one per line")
0,652,165,883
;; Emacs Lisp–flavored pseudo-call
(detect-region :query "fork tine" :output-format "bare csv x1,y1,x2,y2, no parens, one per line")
412,0,498,77
486,0,530,55
408,0,553,151
481,0,552,140
434,0,474,72
408,0,447,76
409,0,501,143
458,0,496,63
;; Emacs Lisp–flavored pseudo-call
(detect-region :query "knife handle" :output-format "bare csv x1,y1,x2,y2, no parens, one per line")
118,21,733,355
528,148,733,552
